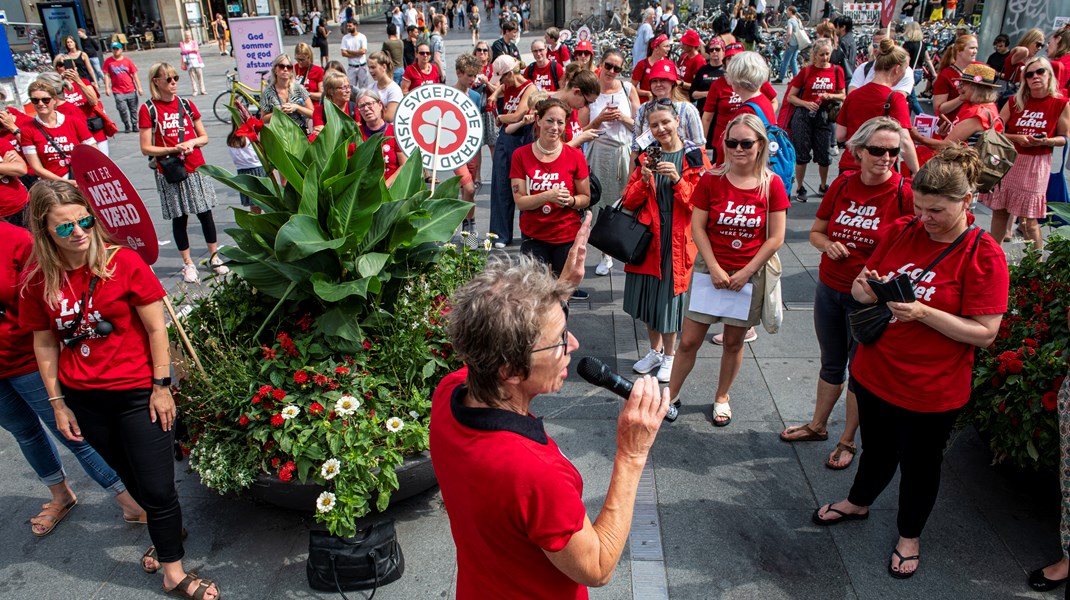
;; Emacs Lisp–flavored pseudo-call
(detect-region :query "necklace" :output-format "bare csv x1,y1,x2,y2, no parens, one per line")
534,139,561,155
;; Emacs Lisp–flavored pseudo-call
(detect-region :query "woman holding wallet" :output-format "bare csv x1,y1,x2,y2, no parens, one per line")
620,101,708,394
20,181,221,600
812,147,1008,580
667,113,789,427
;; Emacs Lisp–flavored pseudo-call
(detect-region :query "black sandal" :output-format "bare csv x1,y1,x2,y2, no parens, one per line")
811,504,869,526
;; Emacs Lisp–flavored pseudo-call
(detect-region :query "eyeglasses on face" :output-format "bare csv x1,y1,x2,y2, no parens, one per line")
156,75,180,83
603,62,623,73
417,50,431,55
277,63,294,70
725,138,757,149
1025,68,1048,79
531,301,570,354
357,100,380,109
475,48,489,53
54,215,95,238
29,96,53,105
865,145,901,157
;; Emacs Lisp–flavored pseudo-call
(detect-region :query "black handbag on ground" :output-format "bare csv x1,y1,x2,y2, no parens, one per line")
588,202,653,266
306,520,405,600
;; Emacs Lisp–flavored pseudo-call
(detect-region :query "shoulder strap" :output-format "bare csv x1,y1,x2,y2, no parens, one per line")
864,61,873,78
912,224,978,286
550,60,559,89
524,62,534,80
33,121,68,160
742,101,771,128
883,92,895,116
895,175,905,213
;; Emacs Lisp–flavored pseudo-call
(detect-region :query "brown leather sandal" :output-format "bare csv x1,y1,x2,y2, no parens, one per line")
30,498,77,537
826,442,857,470
164,572,220,599
779,423,829,442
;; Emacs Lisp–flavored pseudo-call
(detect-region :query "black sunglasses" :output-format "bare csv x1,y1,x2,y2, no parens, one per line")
725,138,757,149
156,75,180,83
276,63,294,70
54,215,95,238
1025,68,1047,79
603,62,623,73
865,145,901,157
475,48,489,53
532,301,570,354
29,96,53,105
417,51,431,55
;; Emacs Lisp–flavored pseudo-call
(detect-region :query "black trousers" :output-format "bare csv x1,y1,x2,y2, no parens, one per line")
64,386,185,562
520,237,574,278
847,378,959,539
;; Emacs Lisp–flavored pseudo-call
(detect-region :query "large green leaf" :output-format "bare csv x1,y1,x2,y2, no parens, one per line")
326,101,360,147
357,198,410,254
329,169,384,249
408,198,473,246
261,127,304,190
198,165,282,210
226,260,310,299
430,175,461,201
299,162,321,220
275,214,347,262
225,227,273,255
389,148,425,200
232,209,289,246
356,252,389,278
310,273,375,302
352,133,386,176
263,107,309,160
317,304,365,343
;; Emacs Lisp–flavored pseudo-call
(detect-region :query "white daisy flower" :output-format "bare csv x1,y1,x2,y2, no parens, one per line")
281,405,300,420
335,395,360,416
444,242,457,249
385,417,404,432
320,458,342,480
316,491,337,513
486,232,498,239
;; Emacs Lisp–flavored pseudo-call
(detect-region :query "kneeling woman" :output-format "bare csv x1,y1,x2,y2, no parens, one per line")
668,113,789,427
509,98,591,297
622,101,709,392
20,181,221,599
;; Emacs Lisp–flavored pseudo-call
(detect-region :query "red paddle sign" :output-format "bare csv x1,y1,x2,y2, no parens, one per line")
70,145,159,265
394,84,483,171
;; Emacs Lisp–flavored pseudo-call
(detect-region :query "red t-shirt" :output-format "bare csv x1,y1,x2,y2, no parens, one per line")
1053,55,1070,92
0,223,36,379
691,172,790,271
103,56,138,94
815,172,915,293
295,63,325,95
509,144,589,244
403,63,441,89
62,83,107,143
951,101,1003,134
496,81,533,117
312,101,357,128
563,109,582,143
677,52,706,84
736,94,776,124
361,122,402,179
19,247,167,391
789,65,845,103
631,58,656,93
137,98,206,174
0,131,28,217
837,83,910,172
932,66,963,120
703,78,778,150
430,368,587,600
20,114,94,178
1005,94,1069,155
853,218,1009,412
528,61,565,91
548,44,570,65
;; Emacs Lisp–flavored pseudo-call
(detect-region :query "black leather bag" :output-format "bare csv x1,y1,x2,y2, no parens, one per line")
848,303,893,345
306,521,405,600
86,114,105,132
588,202,653,266
157,154,189,184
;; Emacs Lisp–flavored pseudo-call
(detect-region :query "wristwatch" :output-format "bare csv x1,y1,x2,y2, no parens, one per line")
152,377,172,387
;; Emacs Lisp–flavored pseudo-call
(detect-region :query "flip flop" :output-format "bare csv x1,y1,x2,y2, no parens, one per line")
811,504,869,526
164,572,221,600
30,498,77,537
780,423,828,442
826,442,857,470
888,547,920,579
712,399,732,427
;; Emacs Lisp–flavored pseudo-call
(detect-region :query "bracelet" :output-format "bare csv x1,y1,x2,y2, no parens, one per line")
154,364,171,369
48,395,65,402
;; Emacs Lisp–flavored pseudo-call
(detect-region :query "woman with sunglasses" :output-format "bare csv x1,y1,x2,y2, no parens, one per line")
368,52,403,122
620,101,710,391
469,41,497,188
294,42,325,103
689,39,725,115
401,43,441,94
311,72,358,137
51,60,112,157
631,60,704,162
19,181,222,600
261,54,314,133
489,55,535,247
355,88,407,186
668,113,788,427
780,117,915,469
982,57,1070,251
138,62,227,284
920,63,1004,152
813,146,1008,581
20,81,95,183
932,35,977,122
572,40,595,72
1003,28,1047,89
785,38,845,200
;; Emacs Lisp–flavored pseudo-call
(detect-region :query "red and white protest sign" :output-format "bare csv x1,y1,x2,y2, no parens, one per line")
393,84,483,172
880,0,897,26
70,145,159,265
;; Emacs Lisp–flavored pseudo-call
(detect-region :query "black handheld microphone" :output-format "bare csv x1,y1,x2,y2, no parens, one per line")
63,320,114,348
577,356,634,399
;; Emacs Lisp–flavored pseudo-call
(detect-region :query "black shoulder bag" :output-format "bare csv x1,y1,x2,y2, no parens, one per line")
306,520,405,600
149,99,191,184
32,121,71,174
848,221,977,345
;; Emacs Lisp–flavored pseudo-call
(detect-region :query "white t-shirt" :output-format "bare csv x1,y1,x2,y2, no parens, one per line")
756,0,766,12
342,32,368,66
377,81,403,109
849,60,916,95
228,142,262,169
406,7,418,26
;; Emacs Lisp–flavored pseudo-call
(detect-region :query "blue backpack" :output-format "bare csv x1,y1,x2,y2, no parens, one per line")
743,101,796,193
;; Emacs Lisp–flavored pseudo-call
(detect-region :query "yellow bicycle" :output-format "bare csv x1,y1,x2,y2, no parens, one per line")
213,69,268,124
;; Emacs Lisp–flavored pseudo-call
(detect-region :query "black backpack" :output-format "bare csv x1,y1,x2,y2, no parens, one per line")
524,60,560,90
654,14,672,36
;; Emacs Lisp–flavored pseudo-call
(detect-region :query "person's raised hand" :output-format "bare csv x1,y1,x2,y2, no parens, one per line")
558,210,592,288
616,375,669,462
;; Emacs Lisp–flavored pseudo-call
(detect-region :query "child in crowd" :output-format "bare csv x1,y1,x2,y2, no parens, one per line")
226,121,266,214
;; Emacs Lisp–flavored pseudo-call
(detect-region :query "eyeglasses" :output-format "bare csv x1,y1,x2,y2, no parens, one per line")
531,301,570,355
277,63,294,70
603,62,623,73
1025,68,1047,79
357,101,379,109
54,215,95,238
475,48,489,53
29,96,53,105
417,51,431,55
156,75,180,83
865,145,901,157
725,138,758,149
709,47,724,52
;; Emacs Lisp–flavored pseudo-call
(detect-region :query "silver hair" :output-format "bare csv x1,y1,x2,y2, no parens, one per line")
724,51,770,92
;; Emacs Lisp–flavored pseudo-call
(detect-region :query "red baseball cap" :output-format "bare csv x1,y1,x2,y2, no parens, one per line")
649,59,679,83
575,40,593,54
724,42,745,59
680,30,702,47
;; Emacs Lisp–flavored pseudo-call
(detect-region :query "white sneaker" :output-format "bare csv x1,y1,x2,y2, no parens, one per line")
210,255,230,275
830,145,840,156
181,263,199,283
493,241,507,249
633,349,664,374
656,355,674,383
710,327,758,345
595,254,613,276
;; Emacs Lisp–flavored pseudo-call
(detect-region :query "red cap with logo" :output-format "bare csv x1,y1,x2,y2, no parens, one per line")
649,59,679,83
575,39,594,54
724,42,745,58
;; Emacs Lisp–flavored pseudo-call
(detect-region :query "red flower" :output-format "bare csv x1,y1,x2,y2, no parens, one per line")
239,415,250,426
180,445,191,456
283,460,295,472
1023,338,1038,348
271,457,280,467
313,374,328,386
235,116,263,142
1042,392,1058,411
263,440,275,451
328,411,337,421
297,313,314,332
998,351,1017,362
363,339,372,350
997,401,1006,413
364,390,373,400
252,395,262,404
259,385,273,396
1008,360,1024,374
294,370,309,384
273,388,287,401
990,376,1000,388
309,402,325,415
327,379,340,391
261,345,276,360
270,413,285,427
278,468,293,482
335,366,350,375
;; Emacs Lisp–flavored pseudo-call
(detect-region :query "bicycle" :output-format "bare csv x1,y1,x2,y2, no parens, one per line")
213,69,267,125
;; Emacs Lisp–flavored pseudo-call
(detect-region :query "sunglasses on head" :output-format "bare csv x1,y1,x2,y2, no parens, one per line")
1025,68,1047,79
725,138,757,149
603,62,623,72
865,145,901,157
29,96,53,105
54,215,95,238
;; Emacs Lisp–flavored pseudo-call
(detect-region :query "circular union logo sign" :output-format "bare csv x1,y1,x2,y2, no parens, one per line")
394,84,483,172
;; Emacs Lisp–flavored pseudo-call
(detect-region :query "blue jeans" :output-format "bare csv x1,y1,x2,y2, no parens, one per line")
778,43,800,81
489,128,528,244
0,371,124,492
89,56,105,84
393,66,404,85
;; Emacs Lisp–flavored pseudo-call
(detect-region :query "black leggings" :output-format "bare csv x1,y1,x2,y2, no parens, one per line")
63,386,185,563
520,237,574,278
172,210,217,252
847,378,959,539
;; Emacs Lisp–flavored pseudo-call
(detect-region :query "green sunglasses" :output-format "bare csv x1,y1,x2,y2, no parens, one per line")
55,215,96,238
